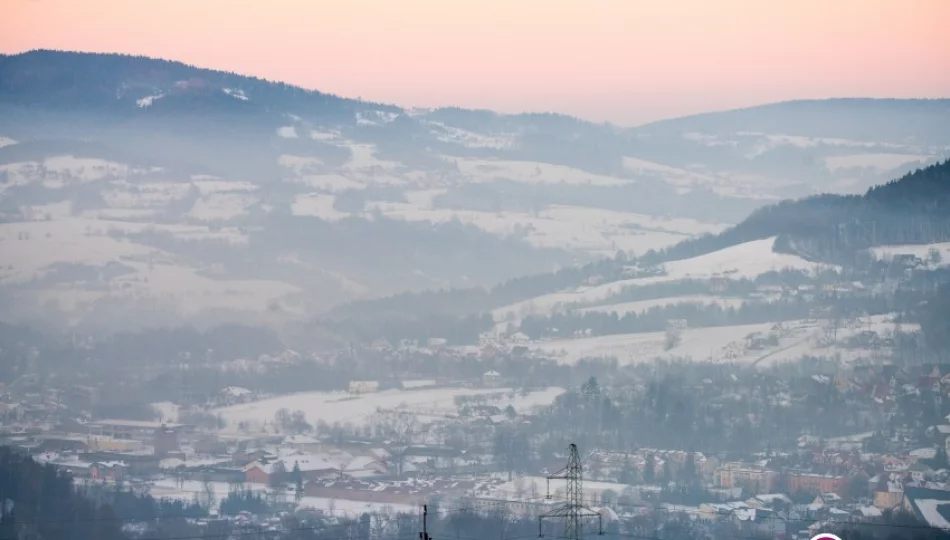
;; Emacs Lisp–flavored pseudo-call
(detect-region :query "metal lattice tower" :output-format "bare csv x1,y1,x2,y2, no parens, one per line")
539,443,602,540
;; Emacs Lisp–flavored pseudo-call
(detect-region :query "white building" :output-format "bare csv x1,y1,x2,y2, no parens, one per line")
482,370,503,388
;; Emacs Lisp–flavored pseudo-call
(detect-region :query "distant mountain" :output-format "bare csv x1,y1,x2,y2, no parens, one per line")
0,49,947,335
636,98,950,145
0,49,370,118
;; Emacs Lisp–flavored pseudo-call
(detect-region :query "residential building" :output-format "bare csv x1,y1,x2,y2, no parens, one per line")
787,473,848,497
717,463,777,493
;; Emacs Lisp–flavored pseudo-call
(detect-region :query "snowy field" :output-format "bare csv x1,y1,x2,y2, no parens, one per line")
213,386,564,432
291,193,348,220
290,174,366,192
453,158,629,187
870,242,950,266
365,200,725,258
189,193,259,221
146,478,415,517
532,314,913,367
534,322,781,365
825,153,930,172
493,237,825,322
0,218,297,320
576,295,745,316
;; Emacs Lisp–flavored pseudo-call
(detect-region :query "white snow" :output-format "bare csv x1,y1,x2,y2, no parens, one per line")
913,499,950,530
402,379,437,389
403,189,447,210
22,201,73,221
277,126,299,138
136,93,164,108
310,130,341,141
297,496,415,517
278,155,323,172
221,88,249,101
189,193,258,221
191,180,258,195
534,323,775,365
366,202,718,257
426,122,514,149
213,386,563,432
343,143,404,175
577,295,745,316
453,158,629,187
0,219,157,284
825,153,930,172
292,174,365,192
534,314,912,367
870,242,950,266
356,110,399,126
0,156,132,188
661,237,827,281
151,402,180,423
101,181,195,208
291,193,348,221
493,237,828,322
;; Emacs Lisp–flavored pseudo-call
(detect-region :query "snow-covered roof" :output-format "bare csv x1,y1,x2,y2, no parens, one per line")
911,447,939,460
284,434,320,445
222,386,252,397
94,461,126,468
753,493,792,504
916,498,950,529
346,455,383,471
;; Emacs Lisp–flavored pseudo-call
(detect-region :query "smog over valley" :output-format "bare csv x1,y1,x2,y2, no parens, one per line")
1,2,950,540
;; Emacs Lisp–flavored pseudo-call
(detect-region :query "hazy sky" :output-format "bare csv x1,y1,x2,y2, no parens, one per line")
2,0,948,125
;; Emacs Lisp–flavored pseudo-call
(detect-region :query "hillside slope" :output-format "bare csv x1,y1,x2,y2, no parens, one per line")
0,50,947,335
650,159,950,265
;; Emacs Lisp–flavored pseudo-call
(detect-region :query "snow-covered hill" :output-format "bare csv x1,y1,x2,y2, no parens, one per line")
1,50,947,333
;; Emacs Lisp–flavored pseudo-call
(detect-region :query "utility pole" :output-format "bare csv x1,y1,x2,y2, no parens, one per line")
420,504,432,540
539,443,602,540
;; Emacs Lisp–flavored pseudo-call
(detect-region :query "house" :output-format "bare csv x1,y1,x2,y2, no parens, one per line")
193,435,229,455
733,508,782,538
812,492,843,507
244,454,339,485
699,502,750,522
787,473,848,497
482,370,503,388
717,463,777,493
232,449,277,467
90,461,126,483
348,380,380,394
904,486,950,529
873,481,904,510
283,434,323,452
746,493,792,509
343,455,388,478
153,425,180,457
508,333,530,346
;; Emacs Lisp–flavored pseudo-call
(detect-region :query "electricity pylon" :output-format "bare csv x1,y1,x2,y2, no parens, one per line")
539,443,602,540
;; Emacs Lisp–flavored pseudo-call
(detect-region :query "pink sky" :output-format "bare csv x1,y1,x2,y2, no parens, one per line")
2,0,948,125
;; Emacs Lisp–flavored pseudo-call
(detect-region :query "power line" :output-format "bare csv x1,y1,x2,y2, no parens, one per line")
540,444,602,540
7,482,950,536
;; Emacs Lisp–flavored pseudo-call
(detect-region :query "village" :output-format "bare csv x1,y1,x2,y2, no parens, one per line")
4,330,950,540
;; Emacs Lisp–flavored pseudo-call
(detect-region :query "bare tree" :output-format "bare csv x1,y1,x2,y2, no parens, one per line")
201,475,215,511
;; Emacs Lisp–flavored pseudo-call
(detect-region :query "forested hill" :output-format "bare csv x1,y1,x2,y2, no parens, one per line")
647,158,950,265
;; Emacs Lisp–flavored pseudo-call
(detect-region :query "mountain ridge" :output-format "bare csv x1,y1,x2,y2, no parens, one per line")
1,49,949,336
